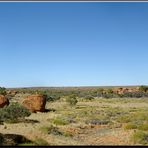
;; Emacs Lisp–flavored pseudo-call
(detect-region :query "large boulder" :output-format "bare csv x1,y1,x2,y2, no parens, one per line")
0,95,9,108
22,94,46,113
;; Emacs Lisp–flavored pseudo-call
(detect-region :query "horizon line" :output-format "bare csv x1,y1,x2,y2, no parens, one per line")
5,84,147,89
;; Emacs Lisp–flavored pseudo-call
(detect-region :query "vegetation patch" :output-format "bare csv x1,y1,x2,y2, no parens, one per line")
131,130,148,145
116,115,132,123
62,130,73,137
0,102,31,123
137,123,148,131
40,125,63,136
33,138,49,146
52,117,70,125
66,95,78,107
124,123,138,130
85,118,110,125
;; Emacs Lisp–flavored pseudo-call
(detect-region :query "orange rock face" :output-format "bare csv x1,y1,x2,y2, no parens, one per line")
0,95,9,108
22,94,46,113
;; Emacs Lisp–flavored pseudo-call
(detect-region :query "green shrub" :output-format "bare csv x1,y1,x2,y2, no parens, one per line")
34,138,49,146
116,115,132,123
52,117,69,125
18,142,35,146
139,85,148,93
63,131,73,137
0,103,31,123
40,125,73,137
138,124,148,131
39,126,50,134
37,90,60,102
85,119,110,125
0,87,6,95
40,125,62,135
124,123,137,130
48,125,62,135
66,95,78,106
84,95,94,101
133,112,148,121
132,130,148,145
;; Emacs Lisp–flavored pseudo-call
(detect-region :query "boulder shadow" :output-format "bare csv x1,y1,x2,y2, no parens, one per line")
0,133,33,146
24,119,39,123
44,108,56,113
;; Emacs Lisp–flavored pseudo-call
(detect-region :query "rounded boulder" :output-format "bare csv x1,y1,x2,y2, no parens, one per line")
22,94,46,113
0,95,9,108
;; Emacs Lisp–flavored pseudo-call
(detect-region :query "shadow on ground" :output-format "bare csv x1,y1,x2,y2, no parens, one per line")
44,108,56,112
0,133,33,146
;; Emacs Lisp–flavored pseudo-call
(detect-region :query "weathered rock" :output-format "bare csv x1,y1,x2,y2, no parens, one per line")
22,94,46,113
0,95,9,108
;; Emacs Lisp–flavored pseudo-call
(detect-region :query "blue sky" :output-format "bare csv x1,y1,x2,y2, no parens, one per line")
0,2,148,88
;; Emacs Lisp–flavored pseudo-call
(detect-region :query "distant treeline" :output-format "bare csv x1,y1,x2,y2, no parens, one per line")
2,85,148,101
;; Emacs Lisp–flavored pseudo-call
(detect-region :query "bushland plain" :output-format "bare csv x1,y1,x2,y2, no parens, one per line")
0,86,148,146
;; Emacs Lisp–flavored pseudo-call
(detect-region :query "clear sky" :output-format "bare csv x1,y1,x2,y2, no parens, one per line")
0,2,148,88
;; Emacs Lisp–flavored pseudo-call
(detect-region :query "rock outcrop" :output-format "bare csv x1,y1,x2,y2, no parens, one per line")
22,94,46,113
0,95,9,108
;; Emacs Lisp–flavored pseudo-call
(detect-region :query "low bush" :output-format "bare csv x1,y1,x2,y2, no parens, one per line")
48,125,62,135
18,142,35,146
131,130,148,145
0,87,6,95
0,102,31,123
124,123,137,130
133,112,148,121
138,124,148,131
116,115,132,123
84,95,94,100
34,138,49,146
40,125,73,137
36,90,60,102
62,130,73,137
85,119,109,125
52,117,70,125
40,125,62,135
66,95,78,106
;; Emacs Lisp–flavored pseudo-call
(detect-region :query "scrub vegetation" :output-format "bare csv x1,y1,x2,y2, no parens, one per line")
0,86,148,145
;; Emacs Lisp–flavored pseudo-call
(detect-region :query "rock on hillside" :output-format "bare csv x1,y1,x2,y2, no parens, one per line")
0,95,9,108
22,94,46,113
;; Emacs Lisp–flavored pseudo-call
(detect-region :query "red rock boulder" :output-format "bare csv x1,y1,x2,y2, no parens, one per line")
22,94,46,113
0,95,9,108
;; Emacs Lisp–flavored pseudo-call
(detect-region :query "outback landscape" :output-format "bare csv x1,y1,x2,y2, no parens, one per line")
1,1,148,146
0,85,148,146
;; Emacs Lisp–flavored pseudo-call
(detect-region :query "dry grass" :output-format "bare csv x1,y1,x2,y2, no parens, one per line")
0,97,147,145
